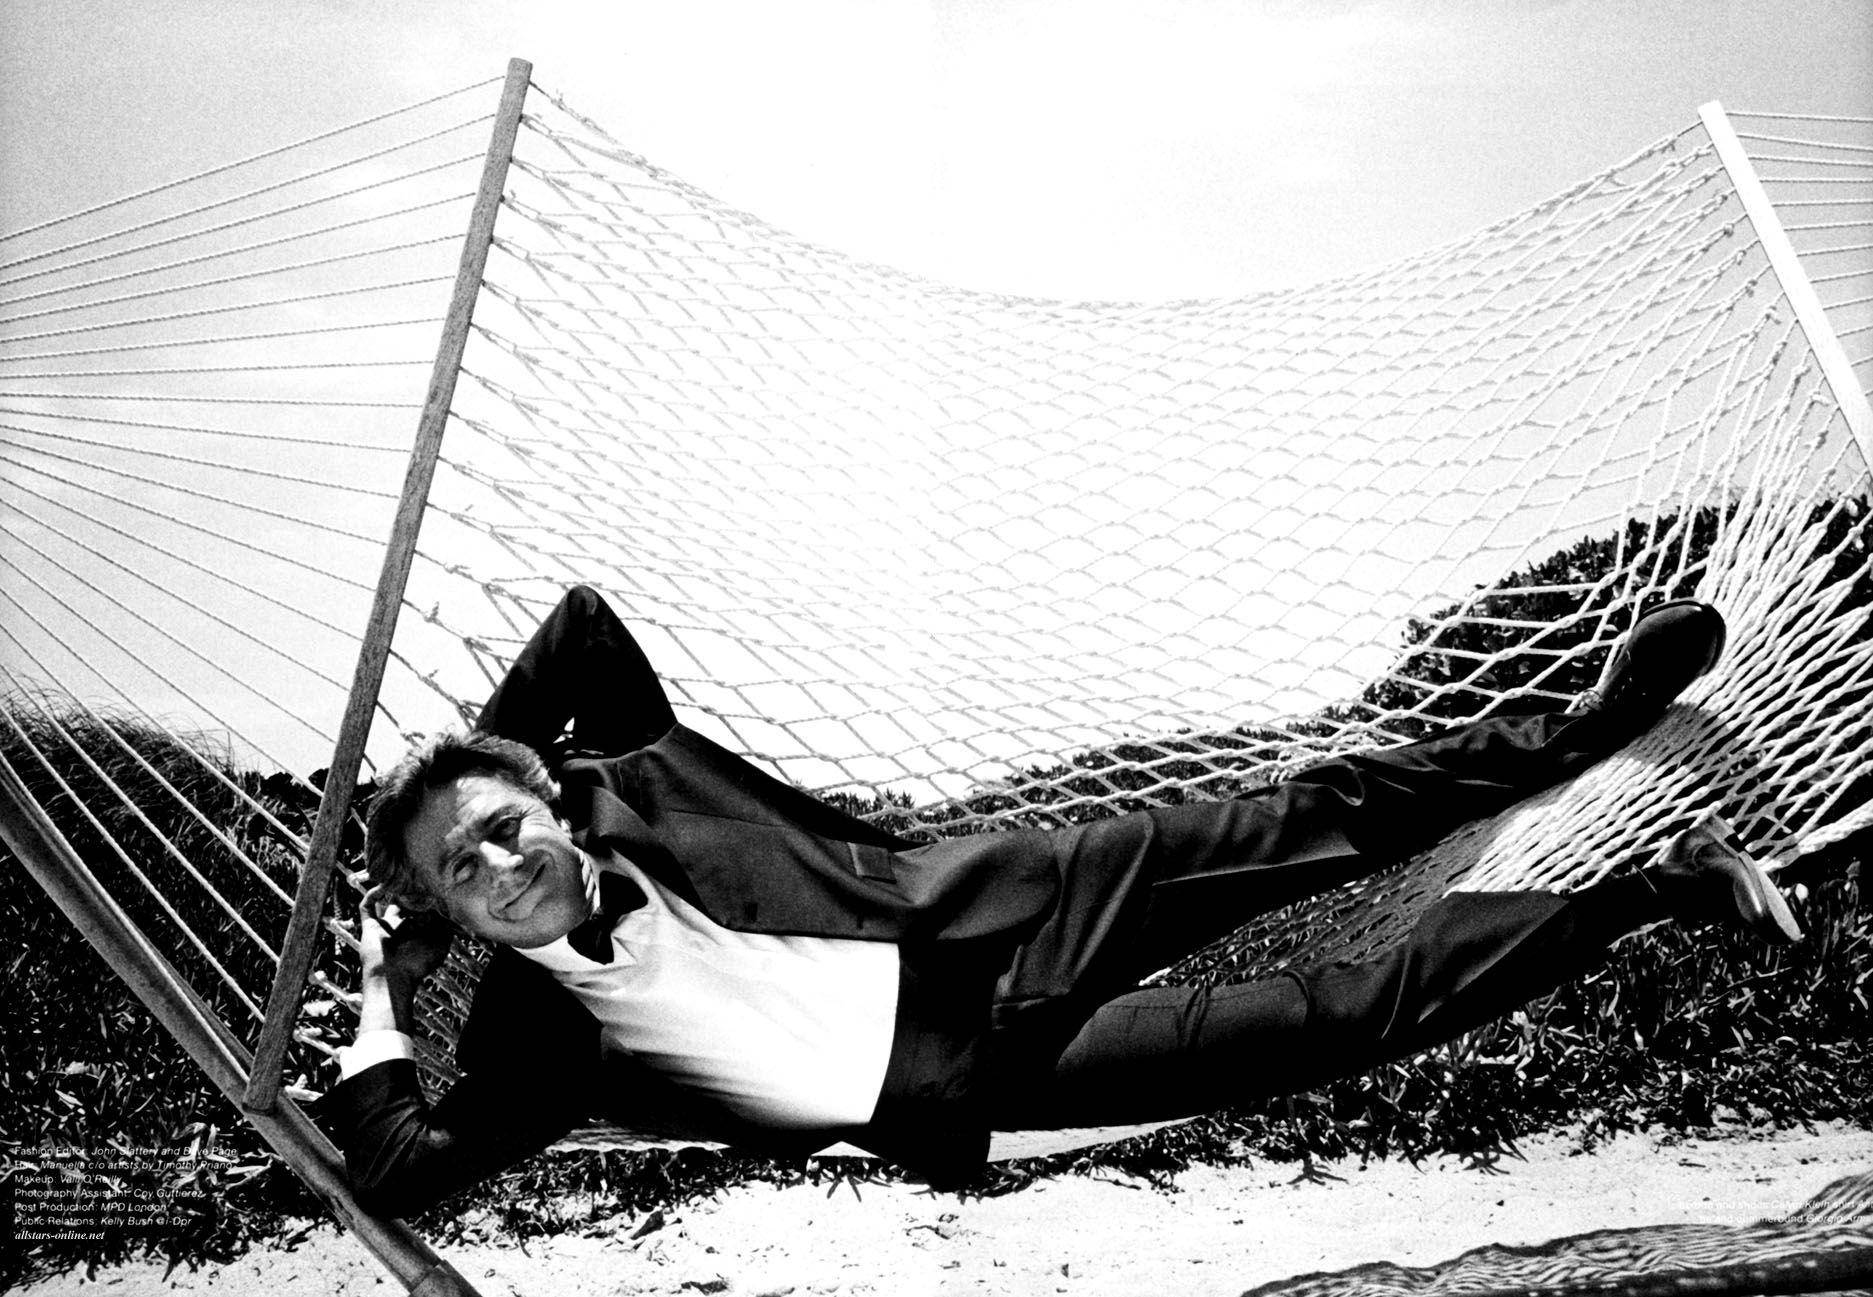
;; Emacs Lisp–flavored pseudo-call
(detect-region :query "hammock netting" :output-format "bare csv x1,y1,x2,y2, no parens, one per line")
1,70,1869,1292
412,90,1873,993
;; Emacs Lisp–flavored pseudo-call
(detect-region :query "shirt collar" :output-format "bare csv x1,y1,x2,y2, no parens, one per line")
516,851,643,972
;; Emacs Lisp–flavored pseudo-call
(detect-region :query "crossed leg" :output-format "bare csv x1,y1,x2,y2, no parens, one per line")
989,880,1658,1128
981,705,1658,1127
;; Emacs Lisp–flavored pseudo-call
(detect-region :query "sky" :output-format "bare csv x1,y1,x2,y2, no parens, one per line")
0,0,1869,779
3,0,1869,301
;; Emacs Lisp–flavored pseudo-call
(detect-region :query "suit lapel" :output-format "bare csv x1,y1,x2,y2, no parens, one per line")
566,782,707,912
574,782,659,854
458,946,599,1075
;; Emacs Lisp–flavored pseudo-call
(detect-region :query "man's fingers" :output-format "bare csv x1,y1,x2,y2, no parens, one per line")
399,910,454,946
365,894,418,931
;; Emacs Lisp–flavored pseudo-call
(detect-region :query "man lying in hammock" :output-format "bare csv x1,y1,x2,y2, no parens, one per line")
323,585,1801,1217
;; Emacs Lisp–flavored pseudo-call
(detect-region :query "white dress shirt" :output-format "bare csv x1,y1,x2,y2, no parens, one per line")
340,850,900,1130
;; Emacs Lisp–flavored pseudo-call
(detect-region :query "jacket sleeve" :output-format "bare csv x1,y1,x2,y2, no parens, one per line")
476,585,678,758
318,1057,592,1218
319,950,602,1217
319,1047,863,1216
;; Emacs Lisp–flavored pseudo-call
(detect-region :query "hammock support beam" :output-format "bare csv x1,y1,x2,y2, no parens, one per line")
242,57,533,1117
0,757,483,1297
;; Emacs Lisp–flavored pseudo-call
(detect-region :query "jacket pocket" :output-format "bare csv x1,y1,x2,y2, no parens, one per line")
656,807,910,936
845,841,898,882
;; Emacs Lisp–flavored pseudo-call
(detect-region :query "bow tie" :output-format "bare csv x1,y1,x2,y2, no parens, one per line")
565,868,646,964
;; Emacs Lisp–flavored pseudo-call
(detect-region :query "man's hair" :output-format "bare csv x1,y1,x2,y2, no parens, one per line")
364,730,559,913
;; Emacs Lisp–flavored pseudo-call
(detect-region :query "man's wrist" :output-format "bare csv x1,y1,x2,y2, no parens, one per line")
359,967,425,1035
338,1028,415,1079
364,964,426,995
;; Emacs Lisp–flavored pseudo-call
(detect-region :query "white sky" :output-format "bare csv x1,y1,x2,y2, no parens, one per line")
3,0,1869,301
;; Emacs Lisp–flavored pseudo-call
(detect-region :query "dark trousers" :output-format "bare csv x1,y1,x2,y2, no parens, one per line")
975,706,1663,1129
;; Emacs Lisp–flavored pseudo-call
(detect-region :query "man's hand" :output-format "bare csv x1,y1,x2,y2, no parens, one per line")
360,891,454,983
356,891,454,1037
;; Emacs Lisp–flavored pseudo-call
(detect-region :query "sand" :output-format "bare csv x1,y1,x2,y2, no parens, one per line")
23,1121,1873,1297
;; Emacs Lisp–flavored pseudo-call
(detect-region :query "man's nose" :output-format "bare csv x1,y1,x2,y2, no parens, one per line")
479,841,527,893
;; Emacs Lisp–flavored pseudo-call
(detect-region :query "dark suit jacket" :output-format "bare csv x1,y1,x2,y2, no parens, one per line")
321,588,1056,1215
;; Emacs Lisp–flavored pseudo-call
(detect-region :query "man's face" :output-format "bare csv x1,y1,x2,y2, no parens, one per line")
403,772,596,948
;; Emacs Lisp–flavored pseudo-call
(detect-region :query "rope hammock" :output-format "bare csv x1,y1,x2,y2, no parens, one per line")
1,60,1869,1297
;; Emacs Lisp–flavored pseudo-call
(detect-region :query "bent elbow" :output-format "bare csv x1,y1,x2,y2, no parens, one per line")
346,1151,448,1220
340,1111,461,1219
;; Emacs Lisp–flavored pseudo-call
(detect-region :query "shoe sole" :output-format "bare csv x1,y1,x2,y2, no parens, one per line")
1697,815,1805,945
1735,865,1805,944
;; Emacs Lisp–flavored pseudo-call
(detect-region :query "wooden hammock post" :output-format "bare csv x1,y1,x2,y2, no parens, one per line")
244,56,532,1114
0,761,480,1297
1700,100,1873,464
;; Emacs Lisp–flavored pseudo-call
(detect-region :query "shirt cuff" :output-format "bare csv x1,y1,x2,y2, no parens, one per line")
338,1029,415,1078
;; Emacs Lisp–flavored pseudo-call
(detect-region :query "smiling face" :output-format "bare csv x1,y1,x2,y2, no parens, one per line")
403,773,597,948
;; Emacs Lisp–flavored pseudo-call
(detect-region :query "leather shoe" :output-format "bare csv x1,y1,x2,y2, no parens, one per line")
1567,599,1726,722
1643,815,1803,944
